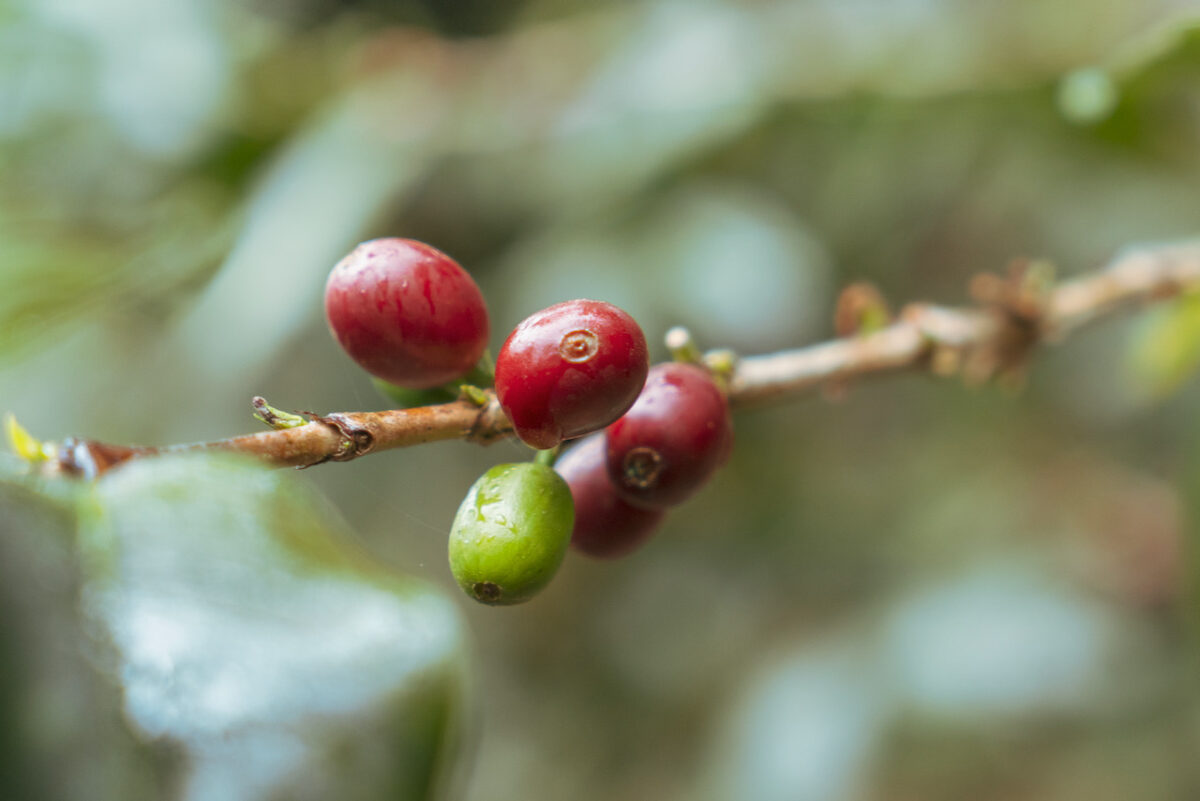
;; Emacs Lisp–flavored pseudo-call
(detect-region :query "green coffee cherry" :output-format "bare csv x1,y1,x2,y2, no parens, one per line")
448,462,574,606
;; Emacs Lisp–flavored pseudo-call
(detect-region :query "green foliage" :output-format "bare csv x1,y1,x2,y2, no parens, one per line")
4,1,1200,799
2,454,468,801
1128,291,1200,397
0,192,233,364
0,481,167,801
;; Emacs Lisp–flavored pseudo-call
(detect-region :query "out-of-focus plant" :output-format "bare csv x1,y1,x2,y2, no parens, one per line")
5,2,1200,801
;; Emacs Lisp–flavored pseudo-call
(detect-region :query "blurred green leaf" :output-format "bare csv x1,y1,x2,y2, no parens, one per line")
0,187,234,365
0,480,168,801
82,453,469,801
1128,292,1200,397
0,217,127,360
702,642,888,801
4,453,468,801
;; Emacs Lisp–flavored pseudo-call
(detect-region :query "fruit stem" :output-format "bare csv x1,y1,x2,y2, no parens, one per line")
534,446,562,468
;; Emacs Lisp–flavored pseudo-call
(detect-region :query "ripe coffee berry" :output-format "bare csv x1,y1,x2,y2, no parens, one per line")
556,433,665,559
325,238,489,389
605,362,733,509
448,462,574,606
495,299,648,450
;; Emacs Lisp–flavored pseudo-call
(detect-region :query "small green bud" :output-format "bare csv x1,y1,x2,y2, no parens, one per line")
5,413,50,462
448,462,574,606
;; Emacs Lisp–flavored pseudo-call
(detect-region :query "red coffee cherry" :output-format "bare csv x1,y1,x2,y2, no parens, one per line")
495,299,649,450
605,362,733,509
325,238,490,389
555,434,665,559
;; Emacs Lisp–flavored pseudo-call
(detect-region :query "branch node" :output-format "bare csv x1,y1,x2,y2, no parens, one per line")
834,282,892,337
311,412,375,463
970,259,1054,325
56,438,148,479
466,394,512,445
958,259,1057,384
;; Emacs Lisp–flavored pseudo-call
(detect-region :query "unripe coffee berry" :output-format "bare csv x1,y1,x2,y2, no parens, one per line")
555,434,665,559
605,362,733,509
448,462,574,605
325,238,489,389
495,299,649,450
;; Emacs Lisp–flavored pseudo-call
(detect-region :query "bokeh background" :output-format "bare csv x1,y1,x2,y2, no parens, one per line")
4,0,1200,799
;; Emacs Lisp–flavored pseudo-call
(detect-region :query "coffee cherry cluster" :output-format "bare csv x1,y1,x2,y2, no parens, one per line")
556,362,733,558
604,362,734,509
324,238,733,606
553,433,664,559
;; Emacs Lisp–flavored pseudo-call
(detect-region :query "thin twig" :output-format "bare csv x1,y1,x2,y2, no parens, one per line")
31,239,1200,477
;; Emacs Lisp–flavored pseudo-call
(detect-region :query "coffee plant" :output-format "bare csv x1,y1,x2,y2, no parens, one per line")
7,233,1200,799
5,4,1200,801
